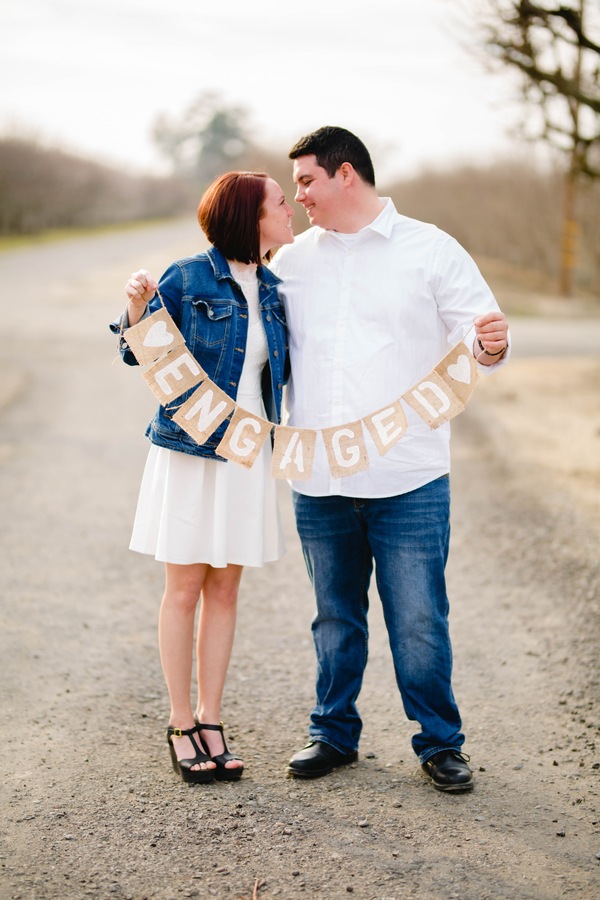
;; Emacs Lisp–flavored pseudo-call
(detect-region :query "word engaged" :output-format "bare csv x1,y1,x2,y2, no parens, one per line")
120,309,479,479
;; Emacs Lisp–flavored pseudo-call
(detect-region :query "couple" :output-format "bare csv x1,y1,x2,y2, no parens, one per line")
114,126,509,791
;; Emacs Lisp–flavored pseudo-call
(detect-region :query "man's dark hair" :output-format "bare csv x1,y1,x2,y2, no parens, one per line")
289,126,376,186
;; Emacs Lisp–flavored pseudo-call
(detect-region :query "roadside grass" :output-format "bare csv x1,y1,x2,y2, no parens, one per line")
0,216,185,253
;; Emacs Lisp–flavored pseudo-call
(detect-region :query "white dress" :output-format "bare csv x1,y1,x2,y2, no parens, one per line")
129,260,286,567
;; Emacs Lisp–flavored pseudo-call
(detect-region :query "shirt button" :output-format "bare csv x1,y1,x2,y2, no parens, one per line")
208,309,214,317
273,349,279,357
265,314,272,322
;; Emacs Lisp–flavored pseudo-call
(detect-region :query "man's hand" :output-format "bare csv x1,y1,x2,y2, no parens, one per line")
474,312,509,365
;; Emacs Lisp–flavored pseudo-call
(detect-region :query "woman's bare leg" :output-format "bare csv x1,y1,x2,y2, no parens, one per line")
195,564,244,769
159,562,215,771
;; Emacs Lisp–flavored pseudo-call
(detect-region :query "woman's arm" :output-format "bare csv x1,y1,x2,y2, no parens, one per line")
125,269,159,325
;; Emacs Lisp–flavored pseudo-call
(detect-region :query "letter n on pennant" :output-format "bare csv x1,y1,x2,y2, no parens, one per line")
402,371,465,429
321,420,369,478
271,426,317,481
124,308,186,366
143,348,206,403
172,380,235,445
215,408,272,469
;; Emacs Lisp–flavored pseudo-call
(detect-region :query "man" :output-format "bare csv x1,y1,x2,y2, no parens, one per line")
270,126,509,792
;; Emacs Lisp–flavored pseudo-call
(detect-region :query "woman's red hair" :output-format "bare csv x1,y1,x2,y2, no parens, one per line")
198,171,269,264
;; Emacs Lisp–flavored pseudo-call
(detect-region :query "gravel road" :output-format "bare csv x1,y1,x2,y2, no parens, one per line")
0,221,598,899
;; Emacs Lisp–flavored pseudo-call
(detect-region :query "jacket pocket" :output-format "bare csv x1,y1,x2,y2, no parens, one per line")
190,299,233,347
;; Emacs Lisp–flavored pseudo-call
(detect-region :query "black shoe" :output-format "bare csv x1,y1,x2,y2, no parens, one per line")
421,750,473,792
167,724,216,784
195,720,244,781
287,741,358,779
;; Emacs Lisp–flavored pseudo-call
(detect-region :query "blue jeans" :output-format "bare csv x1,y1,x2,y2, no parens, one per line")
292,476,464,763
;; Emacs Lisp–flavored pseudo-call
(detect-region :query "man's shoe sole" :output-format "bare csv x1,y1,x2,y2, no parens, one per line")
287,764,334,779
430,778,474,792
287,752,358,779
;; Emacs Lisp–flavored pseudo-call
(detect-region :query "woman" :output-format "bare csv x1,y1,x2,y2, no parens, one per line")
112,172,294,783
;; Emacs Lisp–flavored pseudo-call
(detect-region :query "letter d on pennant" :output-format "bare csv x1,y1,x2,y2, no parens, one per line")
402,370,465,429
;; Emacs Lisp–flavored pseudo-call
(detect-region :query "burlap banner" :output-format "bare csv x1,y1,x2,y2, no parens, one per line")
122,311,478,478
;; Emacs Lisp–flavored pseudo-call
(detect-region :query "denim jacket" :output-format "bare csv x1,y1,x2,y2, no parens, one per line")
110,246,288,459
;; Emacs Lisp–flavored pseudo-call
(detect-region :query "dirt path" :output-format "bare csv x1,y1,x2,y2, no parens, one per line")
0,224,598,899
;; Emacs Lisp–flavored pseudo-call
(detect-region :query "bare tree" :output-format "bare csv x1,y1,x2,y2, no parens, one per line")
475,0,600,295
152,92,253,186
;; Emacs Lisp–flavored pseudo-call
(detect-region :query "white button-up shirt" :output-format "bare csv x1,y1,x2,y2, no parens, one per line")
270,198,507,498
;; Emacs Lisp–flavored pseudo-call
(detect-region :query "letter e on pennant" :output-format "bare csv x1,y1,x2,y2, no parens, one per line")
363,401,407,456
143,348,206,403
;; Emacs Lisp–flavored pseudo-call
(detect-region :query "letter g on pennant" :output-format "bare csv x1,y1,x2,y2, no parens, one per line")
321,420,369,478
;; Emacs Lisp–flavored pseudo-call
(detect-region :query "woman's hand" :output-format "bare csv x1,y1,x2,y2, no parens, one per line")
125,269,158,325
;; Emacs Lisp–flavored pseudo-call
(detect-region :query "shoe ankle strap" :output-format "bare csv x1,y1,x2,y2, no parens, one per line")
167,724,199,738
195,721,224,733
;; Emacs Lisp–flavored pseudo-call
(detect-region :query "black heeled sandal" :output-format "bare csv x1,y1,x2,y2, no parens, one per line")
195,721,244,781
166,724,216,784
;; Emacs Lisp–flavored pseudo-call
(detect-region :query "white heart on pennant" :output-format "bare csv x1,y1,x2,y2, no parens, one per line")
143,321,174,348
446,355,471,384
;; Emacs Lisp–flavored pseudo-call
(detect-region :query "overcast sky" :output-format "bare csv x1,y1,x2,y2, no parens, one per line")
1,0,525,182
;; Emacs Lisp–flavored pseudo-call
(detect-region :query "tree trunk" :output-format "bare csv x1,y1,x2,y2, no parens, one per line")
559,167,578,298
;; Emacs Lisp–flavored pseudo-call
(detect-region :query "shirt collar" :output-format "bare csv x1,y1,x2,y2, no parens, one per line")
316,197,397,243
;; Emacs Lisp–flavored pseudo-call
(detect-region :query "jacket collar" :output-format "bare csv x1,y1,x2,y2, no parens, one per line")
207,245,282,287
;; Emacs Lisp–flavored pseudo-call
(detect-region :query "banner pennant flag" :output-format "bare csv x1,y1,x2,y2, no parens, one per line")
321,420,370,478
143,347,206,403
362,400,407,456
119,307,486,476
271,426,317,481
172,379,235,445
216,408,273,469
123,308,186,366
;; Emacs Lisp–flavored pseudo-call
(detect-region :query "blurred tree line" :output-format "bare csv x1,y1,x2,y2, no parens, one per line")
2,121,599,295
1,0,598,298
0,137,191,234
385,159,600,296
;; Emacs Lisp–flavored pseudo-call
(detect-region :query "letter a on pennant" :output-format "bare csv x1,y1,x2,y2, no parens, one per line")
271,425,317,481
172,380,235,445
123,308,186,366
216,408,273,469
321,420,369,478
